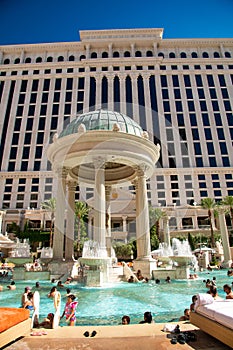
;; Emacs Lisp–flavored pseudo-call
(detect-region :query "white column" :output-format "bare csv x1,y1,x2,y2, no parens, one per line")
108,43,113,58
95,76,102,109
134,166,151,259
88,215,93,240
93,158,107,256
65,180,77,260
108,74,114,111
105,186,112,257
119,74,126,114
163,216,171,247
131,73,140,125
53,168,68,260
122,215,128,243
85,44,90,59
218,207,232,268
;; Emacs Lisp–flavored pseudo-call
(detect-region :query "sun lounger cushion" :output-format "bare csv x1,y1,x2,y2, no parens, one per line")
0,307,30,333
195,300,233,330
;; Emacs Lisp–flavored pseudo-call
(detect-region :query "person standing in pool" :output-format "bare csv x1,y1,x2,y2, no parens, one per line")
48,286,61,328
61,294,78,326
23,291,34,310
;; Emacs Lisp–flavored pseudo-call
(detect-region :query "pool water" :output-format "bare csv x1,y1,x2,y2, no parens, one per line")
0,269,232,326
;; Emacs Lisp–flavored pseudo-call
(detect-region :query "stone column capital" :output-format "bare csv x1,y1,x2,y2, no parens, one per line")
216,206,227,215
93,157,105,169
55,167,69,179
67,180,77,192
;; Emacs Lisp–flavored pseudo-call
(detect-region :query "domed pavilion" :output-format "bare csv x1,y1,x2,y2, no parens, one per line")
47,109,160,279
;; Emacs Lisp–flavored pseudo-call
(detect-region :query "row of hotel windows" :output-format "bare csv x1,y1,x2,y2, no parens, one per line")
2,50,232,65
2,65,233,78
2,186,233,209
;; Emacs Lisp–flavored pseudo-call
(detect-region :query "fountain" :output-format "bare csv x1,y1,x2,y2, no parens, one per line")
152,238,197,280
74,240,116,287
7,239,31,265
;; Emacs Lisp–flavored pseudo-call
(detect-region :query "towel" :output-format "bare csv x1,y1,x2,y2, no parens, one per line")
194,293,214,310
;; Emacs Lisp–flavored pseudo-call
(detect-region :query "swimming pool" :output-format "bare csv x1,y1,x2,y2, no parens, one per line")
0,269,231,326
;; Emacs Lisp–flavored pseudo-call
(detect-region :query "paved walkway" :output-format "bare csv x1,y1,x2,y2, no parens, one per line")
3,322,232,350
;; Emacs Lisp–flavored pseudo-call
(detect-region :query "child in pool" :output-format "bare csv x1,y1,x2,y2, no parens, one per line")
61,294,78,326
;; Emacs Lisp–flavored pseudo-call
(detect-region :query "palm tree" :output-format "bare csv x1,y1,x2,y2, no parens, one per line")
41,198,56,248
200,198,216,248
221,195,233,229
149,206,166,240
74,201,89,256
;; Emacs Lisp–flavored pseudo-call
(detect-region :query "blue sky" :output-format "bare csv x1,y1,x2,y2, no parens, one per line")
0,0,233,45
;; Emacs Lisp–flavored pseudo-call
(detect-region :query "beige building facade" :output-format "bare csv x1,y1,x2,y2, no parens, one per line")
0,28,233,241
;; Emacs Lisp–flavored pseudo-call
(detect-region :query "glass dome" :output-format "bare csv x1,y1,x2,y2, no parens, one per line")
59,109,143,138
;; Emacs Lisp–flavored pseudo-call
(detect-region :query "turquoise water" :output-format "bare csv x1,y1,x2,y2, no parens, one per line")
0,269,232,326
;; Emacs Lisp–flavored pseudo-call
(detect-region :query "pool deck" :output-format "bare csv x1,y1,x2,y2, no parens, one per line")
3,321,232,350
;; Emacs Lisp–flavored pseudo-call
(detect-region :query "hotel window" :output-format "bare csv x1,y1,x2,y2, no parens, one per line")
218,75,226,86
146,51,153,57
200,191,208,197
217,129,225,140
192,129,199,140
207,75,214,87
202,114,210,126
204,129,212,140
209,88,217,99
160,76,168,87
196,158,203,167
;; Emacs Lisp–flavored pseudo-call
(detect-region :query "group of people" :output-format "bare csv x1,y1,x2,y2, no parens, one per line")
18,280,79,328
122,311,154,325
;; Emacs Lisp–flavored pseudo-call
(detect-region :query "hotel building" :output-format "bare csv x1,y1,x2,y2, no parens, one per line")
0,28,233,239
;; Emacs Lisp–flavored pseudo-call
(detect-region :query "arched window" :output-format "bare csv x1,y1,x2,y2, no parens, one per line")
191,52,198,58
214,52,220,58
3,58,10,64
58,56,64,62
225,52,231,58
169,52,175,58
180,52,187,58
146,50,153,57
124,51,130,57
91,52,97,58
36,57,42,63
25,57,31,63
102,52,108,58
14,58,20,64
69,55,75,61
80,55,86,61
47,56,53,62
158,52,164,58
113,51,120,57
135,50,142,57
202,52,209,58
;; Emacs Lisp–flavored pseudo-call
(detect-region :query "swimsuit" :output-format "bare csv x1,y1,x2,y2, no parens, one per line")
26,305,34,310
64,301,78,322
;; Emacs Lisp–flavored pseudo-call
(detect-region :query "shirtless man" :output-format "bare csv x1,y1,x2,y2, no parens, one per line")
223,284,233,299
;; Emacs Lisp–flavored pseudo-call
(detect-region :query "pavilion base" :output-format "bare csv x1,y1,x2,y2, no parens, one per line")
133,258,157,279
48,260,74,281
152,266,190,280
79,257,112,287
221,259,232,268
